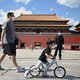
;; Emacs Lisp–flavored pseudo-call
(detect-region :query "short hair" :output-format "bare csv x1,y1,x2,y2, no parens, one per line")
7,12,14,18
46,40,54,46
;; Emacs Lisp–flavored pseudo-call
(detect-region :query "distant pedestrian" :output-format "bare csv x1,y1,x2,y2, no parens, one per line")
54,32,64,60
30,44,34,51
0,12,25,72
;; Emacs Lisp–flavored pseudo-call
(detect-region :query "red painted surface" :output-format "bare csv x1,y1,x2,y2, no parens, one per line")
64,35,80,44
17,34,80,48
18,35,55,48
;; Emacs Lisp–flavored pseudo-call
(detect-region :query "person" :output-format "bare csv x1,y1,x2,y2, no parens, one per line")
24,40,55,78
30,44,34,51
54,32,64,60
0,12,25,72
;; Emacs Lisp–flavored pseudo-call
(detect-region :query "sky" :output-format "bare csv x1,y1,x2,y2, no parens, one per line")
0,0,80,30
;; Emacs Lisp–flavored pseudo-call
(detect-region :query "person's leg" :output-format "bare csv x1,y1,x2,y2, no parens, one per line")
30,60,42,70
59,48,62,60
42,62,50,76
7,44,25,72
11,55,19,68
0,53,6,70
43,60,56,75
11,55,25,72
24,60,42,77
0,53,6,64
9,44,18,68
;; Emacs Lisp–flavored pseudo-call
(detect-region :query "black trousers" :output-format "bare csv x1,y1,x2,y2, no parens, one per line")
54,46,62,58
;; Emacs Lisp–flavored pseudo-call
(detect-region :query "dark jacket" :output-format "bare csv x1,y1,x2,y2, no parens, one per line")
55,35,64,47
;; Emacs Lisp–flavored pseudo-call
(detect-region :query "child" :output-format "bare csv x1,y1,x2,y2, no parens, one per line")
24,40,55,78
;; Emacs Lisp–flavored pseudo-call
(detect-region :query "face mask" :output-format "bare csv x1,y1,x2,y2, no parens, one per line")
58,32,61,36
12,17,15,21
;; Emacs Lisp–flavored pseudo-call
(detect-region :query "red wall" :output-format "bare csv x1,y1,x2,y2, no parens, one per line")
18,35,55,48
17,34,80,48
64,35,80,44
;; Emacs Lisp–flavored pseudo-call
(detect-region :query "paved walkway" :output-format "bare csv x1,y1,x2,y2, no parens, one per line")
0,49,80,80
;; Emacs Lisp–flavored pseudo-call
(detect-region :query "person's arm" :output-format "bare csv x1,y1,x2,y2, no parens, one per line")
0,29,6,46
45,53,53,59
14,31,18,39
54,36,57,44
0,22,7,46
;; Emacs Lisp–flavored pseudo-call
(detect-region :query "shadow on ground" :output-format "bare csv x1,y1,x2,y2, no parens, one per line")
28,75,80,80
63,59,80,61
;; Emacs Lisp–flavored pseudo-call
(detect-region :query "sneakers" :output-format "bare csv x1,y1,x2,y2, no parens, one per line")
24,70,31,78
17,66,25,72
0,66,4,70
59,58,62,60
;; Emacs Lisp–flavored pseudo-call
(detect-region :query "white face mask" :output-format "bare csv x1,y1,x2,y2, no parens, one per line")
12,17,15,21
58,32,61,36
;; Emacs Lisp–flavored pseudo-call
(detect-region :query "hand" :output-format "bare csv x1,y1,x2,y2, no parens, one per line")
62,45,64,49
51,56,55,59
51,57,55,60
55,44,57,47
62,45,64,48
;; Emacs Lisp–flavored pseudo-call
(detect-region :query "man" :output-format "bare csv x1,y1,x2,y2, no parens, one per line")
0,12,25,72
54,32,64,60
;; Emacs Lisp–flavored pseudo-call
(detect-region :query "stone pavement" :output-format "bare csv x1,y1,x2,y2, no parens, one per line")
0,49,80,80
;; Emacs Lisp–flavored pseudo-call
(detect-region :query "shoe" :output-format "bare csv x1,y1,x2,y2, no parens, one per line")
17,66,25,72
59,58,62,60
24,70,31,78
0,66,5,70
